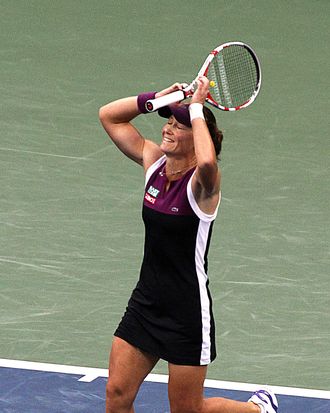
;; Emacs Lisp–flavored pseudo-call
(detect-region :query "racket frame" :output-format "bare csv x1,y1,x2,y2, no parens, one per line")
145,41,262,112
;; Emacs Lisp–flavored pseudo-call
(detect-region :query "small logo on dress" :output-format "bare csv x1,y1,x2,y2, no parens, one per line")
147,185,160,198
145,193,156,204
171,207,179,213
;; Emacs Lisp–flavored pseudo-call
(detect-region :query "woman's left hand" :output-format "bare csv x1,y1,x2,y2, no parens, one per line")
190,76,209,105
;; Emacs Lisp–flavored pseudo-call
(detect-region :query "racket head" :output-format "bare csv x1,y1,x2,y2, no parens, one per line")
200,42,262,111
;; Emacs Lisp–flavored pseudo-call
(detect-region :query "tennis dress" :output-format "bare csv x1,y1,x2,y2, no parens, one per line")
115,155,220,365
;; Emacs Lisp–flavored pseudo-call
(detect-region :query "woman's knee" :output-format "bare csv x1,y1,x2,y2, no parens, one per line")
106,378,135,410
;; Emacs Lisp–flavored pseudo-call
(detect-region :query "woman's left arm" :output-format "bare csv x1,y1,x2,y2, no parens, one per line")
190,77,221,212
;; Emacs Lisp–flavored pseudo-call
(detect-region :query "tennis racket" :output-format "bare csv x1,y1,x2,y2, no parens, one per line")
145,41,261,112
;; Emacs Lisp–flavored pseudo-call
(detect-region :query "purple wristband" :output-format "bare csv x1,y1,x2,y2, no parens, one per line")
137,91,157,114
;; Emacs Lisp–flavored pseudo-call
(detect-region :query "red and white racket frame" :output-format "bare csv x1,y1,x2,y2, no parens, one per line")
145,41,262,112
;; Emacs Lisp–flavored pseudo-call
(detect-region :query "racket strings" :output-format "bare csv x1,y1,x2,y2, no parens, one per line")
208,45,259,108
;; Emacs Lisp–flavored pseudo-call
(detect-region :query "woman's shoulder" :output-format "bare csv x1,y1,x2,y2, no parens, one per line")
143,140,165,172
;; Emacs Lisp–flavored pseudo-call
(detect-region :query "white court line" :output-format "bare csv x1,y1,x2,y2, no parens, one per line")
0,147,88,160
0,358,329,400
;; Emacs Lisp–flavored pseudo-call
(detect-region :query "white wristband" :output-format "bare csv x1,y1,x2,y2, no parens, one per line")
189,103,205,122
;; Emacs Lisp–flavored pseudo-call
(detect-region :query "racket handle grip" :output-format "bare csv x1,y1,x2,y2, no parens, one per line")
145,90,186,112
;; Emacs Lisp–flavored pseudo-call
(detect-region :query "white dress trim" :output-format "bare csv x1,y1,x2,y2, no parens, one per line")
187,172,221,222
144,155,166,187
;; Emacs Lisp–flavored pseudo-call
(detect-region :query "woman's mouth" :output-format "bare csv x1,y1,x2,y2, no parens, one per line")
163,136,174,143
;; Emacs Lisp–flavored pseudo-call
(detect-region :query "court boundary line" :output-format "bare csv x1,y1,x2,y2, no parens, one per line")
0,146,88,160
1,358,329,400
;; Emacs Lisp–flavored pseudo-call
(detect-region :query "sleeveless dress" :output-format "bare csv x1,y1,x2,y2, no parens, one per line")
114,155,220,365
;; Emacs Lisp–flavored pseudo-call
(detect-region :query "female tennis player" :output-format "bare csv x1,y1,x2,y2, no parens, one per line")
99,76,278,413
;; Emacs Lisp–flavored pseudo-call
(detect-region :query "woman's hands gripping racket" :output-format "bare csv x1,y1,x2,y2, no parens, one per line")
145,41,262,112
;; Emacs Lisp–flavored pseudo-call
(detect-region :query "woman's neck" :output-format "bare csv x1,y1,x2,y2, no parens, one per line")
164,156,197,179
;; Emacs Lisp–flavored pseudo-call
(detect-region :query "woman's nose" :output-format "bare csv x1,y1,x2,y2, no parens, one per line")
164,124,173,134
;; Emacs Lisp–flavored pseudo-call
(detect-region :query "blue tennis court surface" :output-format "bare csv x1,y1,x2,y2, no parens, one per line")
1,360,330,412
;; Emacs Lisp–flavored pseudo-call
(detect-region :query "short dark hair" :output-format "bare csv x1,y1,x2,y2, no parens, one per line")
203,106,224,159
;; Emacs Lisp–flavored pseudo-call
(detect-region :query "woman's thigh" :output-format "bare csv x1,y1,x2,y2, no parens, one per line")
167,364,207,412
108,337,159,398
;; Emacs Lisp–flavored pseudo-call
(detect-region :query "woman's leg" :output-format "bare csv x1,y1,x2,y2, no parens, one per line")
106,337,159,413
167,364,261,413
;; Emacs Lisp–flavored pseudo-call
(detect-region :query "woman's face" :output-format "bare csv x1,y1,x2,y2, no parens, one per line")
160,116,194,157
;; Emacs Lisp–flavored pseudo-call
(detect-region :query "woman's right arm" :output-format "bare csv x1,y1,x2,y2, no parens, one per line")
99,84,186,169
99,96,163,169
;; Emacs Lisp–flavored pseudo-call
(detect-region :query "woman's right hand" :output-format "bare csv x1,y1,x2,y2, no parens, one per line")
155,82,187,99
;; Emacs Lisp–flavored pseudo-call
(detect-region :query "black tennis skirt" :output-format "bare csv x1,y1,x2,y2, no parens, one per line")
114,305,216,366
